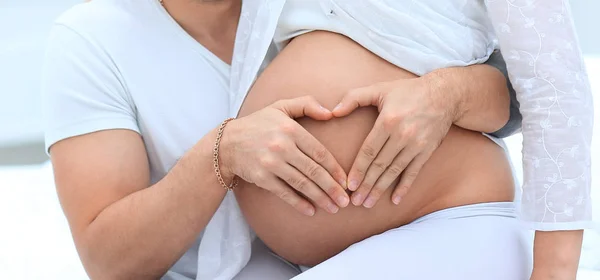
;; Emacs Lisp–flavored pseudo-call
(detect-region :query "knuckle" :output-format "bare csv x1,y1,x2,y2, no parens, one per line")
267,139,287,153
253,171,267,183
396,185,411,195
387,164,404,176
371,161,387,171
403,124,418,138
259,156,277,169
347,89,360,98
306,163,321,179
326,186,342,196
414,137,428,149
359,181,373,191
285,175,299,187
369,188,384,199
361,146,377,160
382,114,401,132
298,96,315,105
277,190,293,202
270,100,284,109
279,122,296,135
404,170,420,180
354,167,367,179
312,148,328,163
295,178,311,192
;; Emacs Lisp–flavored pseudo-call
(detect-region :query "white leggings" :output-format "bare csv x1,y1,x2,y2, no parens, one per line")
293,202,533,280
235,202,533,280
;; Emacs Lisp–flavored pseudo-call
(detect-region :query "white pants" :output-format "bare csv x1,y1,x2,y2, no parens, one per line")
293,202,533,280
235,202,533,280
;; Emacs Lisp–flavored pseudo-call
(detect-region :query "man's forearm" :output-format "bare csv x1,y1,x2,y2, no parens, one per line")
531,230,583,279
424,64,510,133
79,128,228,279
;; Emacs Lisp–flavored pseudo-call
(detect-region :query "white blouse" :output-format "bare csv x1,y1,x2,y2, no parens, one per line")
229,0,594,232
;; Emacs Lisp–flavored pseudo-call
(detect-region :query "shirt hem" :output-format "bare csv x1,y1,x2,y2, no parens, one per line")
519,220,599,231
45,117,140,154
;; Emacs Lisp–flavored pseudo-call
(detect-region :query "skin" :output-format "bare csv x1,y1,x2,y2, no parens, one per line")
236,31,584,278
64,1,584,278
332,67,512,207
51,0,348,278
235,31,515,266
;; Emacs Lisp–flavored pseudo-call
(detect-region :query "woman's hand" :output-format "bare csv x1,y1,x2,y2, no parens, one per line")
222,96,350,216
332,77,458,208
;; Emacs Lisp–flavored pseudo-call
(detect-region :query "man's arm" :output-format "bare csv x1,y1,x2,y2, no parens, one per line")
51,129,228,279
483,50,522,138
424,62,511,134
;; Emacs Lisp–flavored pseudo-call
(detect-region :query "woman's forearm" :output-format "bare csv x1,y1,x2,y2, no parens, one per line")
531,230,584,279
80,128,228,279
425,64,510,133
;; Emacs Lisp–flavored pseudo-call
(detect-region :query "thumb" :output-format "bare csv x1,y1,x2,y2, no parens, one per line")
272,96,333,120
332,84,384,117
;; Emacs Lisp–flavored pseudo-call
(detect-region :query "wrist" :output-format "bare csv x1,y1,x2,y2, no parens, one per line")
422,68,465,123
214,119,238,184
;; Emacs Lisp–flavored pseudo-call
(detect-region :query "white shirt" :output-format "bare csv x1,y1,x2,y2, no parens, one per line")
42,0,251,279
230,0,594,231
275,0,497,76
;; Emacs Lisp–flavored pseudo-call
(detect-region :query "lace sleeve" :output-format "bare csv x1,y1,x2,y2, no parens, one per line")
485,0,594,230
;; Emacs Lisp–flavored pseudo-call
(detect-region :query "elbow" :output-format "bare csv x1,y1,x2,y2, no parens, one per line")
488,96,522,138
491,102,511,134
76,230,163,280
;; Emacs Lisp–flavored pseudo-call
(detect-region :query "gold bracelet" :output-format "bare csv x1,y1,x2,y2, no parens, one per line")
213,118,238,191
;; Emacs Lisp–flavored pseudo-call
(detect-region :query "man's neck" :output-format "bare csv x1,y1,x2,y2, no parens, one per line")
162,0,241,63
163,0,240,42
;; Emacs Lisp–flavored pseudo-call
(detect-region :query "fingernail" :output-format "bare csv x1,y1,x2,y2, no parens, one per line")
305,208,315,216
337,195,349,207
363,197,376,208
348,180,359,191
333,103,343,112
328,203,339,214
352,193,363,206
392,195,401,205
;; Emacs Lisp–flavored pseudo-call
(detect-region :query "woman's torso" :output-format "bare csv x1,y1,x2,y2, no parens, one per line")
235,31,514,266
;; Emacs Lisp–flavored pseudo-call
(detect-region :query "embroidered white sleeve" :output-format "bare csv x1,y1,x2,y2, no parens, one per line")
486,0,594,230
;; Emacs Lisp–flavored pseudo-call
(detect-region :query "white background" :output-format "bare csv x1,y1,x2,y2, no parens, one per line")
0,0,598,279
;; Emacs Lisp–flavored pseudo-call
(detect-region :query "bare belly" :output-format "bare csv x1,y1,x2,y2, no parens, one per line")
235,31,514,266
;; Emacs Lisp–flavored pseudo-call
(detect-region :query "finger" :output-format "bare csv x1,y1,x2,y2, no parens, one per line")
286,149,350,208
332,84,383,117
347,121,389,192
358,135,407,203
275,163,340,214
365,147,420,208
273,96,333,120
292,126,348,191
261,175,316,216
392,153,430,204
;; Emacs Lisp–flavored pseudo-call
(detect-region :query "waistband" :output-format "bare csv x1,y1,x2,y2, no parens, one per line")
410,202,517,224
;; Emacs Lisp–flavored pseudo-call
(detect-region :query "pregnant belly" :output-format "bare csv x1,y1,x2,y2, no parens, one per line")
235,31,514,266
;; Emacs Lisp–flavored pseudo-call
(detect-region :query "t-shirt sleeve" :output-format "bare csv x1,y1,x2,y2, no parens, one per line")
42,24,140,153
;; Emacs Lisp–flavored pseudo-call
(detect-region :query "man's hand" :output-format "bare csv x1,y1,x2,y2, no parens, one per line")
331,77,457,207
331,64,510,208
223,96,349,216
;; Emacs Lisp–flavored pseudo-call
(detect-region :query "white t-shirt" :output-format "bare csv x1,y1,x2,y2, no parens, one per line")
42,0,252,279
